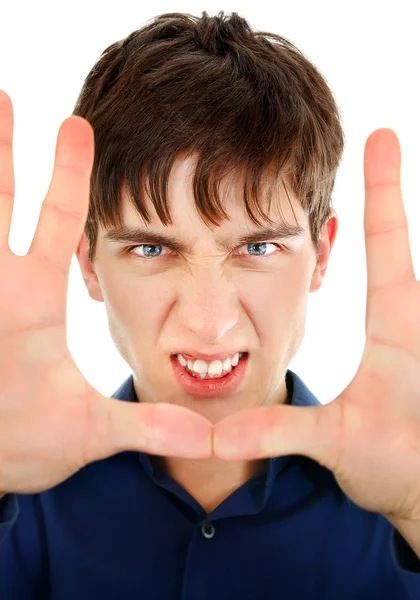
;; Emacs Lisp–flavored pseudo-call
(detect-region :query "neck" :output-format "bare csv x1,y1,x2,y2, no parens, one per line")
151,454,270,513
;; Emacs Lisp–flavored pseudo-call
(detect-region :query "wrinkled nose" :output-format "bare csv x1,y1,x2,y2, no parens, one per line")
176,266,239,344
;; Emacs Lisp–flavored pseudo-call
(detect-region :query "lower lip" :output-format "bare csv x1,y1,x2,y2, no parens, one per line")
170,354,248,398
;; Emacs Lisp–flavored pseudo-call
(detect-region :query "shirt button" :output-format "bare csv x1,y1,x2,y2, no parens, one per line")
201,523,215,539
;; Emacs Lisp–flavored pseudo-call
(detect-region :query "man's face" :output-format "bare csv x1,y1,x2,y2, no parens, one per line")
76,152,337,424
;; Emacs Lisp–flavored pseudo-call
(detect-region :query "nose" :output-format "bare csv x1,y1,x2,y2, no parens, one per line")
176,264,239,344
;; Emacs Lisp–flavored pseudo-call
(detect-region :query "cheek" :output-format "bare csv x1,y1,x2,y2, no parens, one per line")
241,267,309,313
100,273,170,334
239,267,310,348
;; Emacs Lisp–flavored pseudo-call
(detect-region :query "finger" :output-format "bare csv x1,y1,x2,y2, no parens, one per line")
28,116,94,274
86,395,214,463
0,90,15,252
212,403,341,471
364,128,415,295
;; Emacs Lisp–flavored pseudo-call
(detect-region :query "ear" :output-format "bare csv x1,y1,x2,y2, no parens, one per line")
75,234,104,302
309,208,338,293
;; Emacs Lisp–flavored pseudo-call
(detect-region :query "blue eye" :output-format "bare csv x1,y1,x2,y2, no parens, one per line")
131,244,167,258
242,242,280,257
126,242,283,259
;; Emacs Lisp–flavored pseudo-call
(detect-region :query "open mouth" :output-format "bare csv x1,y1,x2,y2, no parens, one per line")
170,352,249,398
173,352,247,380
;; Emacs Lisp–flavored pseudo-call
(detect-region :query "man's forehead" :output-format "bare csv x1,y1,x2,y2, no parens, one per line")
102,158,309,246
120,169,304,224
114,194,304,233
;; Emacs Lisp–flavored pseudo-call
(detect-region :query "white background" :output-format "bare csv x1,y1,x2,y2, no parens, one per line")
0,0,419,404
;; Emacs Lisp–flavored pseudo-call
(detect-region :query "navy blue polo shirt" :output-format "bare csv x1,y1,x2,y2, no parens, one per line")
1,369,419,599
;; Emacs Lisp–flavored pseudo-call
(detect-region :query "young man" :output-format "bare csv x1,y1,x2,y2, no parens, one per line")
0,10,419,599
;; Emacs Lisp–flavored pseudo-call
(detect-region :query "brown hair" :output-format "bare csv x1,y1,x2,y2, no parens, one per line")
72,10,345,264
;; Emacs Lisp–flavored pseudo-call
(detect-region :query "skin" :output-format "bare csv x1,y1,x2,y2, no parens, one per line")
76,152,338,512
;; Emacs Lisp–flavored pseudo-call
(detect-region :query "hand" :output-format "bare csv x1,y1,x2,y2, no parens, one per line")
0,90,213,496
213,128,420,523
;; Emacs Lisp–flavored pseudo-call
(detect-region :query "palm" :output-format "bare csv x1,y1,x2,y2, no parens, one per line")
331,276,420,517
213,129,420,522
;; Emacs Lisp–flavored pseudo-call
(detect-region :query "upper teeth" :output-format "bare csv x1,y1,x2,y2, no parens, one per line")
176,352,243,376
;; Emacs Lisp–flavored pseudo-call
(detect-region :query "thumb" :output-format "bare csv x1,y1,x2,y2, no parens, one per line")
83,394,214,463
212,403,342,471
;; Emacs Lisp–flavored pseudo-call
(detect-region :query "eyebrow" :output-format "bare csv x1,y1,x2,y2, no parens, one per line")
103,222,306,253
